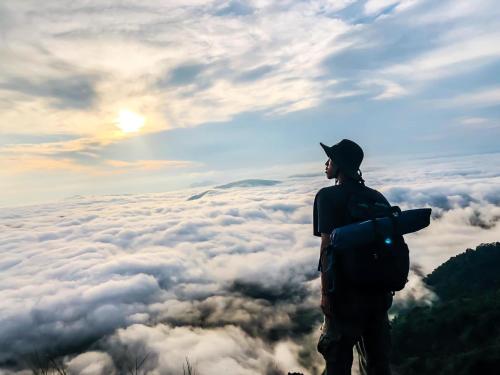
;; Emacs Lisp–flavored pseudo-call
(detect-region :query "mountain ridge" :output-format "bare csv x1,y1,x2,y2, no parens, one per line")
391,242,500,375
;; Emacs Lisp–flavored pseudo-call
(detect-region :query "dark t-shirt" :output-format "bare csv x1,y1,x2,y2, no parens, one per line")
313,180,390,237
313,180,393,321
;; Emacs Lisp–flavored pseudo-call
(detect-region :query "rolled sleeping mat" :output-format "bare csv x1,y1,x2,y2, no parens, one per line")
330,208,432,251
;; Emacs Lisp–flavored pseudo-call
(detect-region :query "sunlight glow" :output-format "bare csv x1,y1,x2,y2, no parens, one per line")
116,110,145,133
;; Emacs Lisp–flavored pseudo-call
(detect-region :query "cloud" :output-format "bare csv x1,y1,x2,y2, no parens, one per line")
103,324,307,375
2,0,499,176
215,179,282,189
0,154,196,176
188,179,281,200
1,153,499,373
1,0,357,137
0,137,109,158
438,87,500,108
381,32,500,83
0,0,498,142
452,117,500,131
459,117,489,125
333,0,500,100
235,64,276,82
0,74,99,110
390,264,438,313
364,0,401,16
361,79,408,100
412,0,495,24
65,351,115,375
104,159,196,171
214,0,255,17
0,173,326,369
0,136,198,176
158,63,207,87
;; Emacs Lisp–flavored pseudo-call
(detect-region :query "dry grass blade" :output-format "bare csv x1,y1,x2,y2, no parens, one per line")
182,357,197,375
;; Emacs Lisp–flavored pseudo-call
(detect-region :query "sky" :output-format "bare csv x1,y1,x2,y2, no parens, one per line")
1,1,500,374
1,0,500,207
1,153,499,374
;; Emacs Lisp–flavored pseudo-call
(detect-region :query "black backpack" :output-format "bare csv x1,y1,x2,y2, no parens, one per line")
328,188,410,294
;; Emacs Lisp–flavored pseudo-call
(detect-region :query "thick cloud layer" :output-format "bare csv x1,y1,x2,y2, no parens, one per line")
1,153,499,374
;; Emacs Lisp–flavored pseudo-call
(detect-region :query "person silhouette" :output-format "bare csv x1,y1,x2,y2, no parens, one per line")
313,139,393,375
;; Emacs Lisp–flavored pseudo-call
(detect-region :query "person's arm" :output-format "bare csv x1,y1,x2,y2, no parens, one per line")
320,233,330,253
314,189,334,255
319,234,333,315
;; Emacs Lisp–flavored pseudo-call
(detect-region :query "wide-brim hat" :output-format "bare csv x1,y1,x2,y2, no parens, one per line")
320,139,364,180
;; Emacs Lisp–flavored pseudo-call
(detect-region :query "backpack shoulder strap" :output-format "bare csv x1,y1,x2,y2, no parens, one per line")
344,185,392,223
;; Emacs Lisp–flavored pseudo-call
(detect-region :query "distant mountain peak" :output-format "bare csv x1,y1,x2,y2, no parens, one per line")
187,179,281,201
214,179,281,189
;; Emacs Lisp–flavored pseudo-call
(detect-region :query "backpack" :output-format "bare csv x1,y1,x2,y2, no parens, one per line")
329,188,410,294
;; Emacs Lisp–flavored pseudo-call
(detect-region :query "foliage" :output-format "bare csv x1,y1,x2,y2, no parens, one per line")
424,242,500,301
391,242,500,374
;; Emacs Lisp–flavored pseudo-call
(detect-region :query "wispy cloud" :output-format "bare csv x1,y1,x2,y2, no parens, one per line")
104,159,197,171
0,74,99,110
437,87,500,108
2,0,499,136
364,0,399,15
412,0,495,24
361,79,408,100
0,136,197,176
0,0,356,138
382,32,500,82
347,0,500,102
454,117,499,130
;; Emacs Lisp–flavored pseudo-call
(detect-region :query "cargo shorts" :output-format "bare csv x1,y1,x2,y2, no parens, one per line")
317,295,392,375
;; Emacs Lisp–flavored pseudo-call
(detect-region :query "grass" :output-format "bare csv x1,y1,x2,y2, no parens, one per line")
23,349,200,375
21,348,307,374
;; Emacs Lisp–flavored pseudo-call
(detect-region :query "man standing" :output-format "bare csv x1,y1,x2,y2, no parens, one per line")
313,139,393,375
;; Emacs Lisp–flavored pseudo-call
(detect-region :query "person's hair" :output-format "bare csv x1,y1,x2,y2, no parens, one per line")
334,168,365,186
357,169,365,185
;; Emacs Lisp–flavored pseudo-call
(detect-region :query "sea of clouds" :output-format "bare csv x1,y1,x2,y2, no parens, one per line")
1,153,499,375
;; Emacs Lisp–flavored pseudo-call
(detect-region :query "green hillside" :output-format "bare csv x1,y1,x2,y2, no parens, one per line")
391,242,500,375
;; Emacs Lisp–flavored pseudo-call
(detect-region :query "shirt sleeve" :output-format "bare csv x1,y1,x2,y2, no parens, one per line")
313,188,334,236
313,192,320,237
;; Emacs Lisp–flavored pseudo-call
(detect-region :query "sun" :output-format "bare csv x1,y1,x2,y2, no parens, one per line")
116,110,145,133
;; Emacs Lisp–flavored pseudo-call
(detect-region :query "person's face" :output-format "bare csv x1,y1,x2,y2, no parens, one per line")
324,158,336,179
